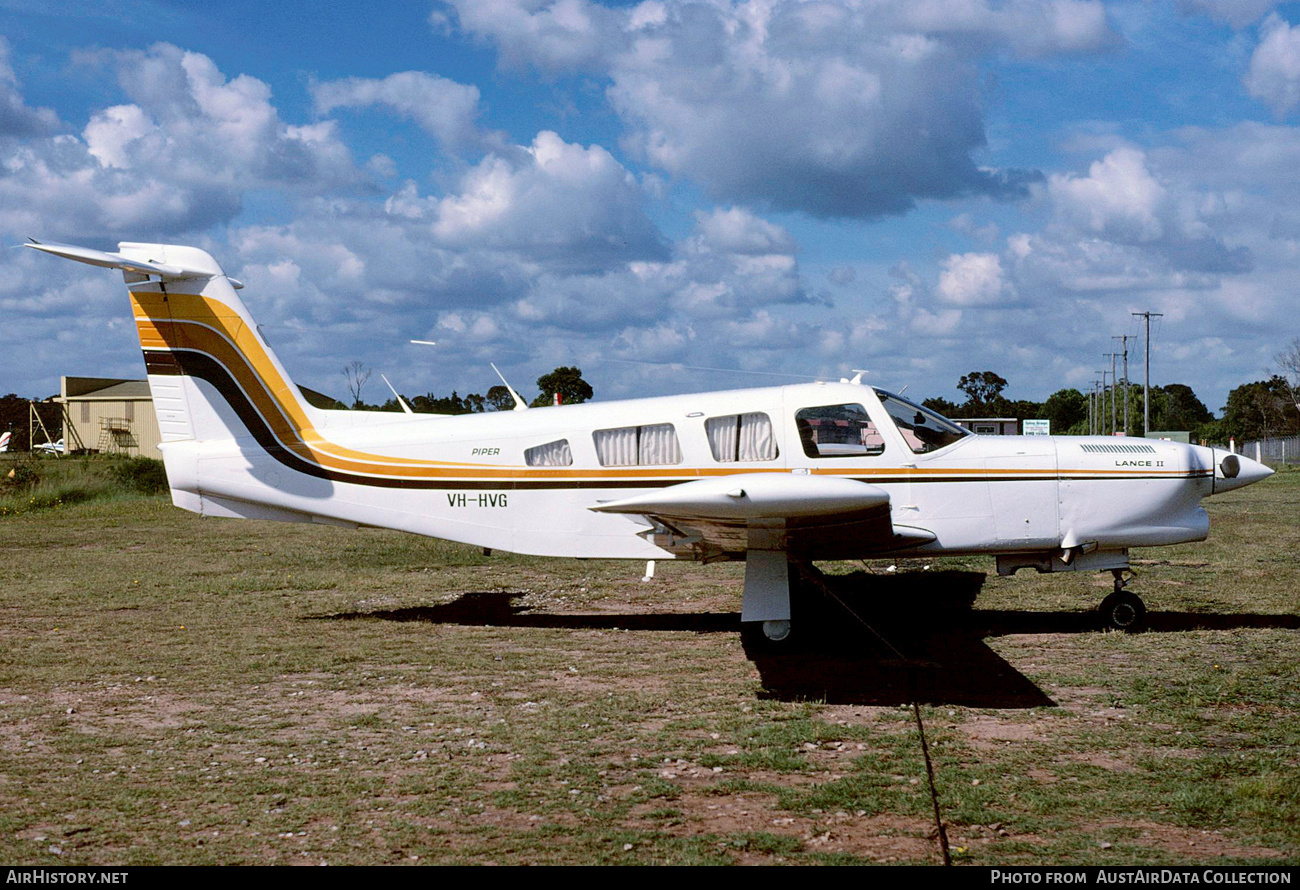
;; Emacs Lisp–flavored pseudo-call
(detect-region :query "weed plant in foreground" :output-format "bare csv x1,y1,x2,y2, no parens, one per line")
0,463,1295,865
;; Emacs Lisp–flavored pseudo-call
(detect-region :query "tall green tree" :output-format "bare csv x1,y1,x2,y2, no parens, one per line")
1220,377,1299,440
1150,383,1212,432
1038,388,1087,434
486,385,516,412
532,366,593,407
956,371,1009,410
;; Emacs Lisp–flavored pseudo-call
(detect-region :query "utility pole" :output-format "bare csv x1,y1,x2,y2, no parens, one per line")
1104,352,1119,435
1100,369,1110,435
1113,335,1130,435
1132,312,1163,437
1093,375,1104,435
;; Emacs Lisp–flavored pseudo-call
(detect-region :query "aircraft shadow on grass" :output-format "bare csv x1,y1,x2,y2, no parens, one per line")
313,570,1299,708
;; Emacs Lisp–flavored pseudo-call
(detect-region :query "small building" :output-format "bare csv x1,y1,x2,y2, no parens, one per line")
56,377,162,458
953,417,1020,436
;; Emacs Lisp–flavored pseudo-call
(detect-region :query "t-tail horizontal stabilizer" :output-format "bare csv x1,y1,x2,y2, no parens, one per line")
25,240,243,288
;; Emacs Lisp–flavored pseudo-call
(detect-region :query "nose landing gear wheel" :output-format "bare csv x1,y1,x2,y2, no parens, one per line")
1099,590,1147,632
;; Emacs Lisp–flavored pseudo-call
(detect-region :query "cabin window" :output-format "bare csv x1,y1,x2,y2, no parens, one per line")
705,413,778,462
875,390,969,454
593,423,683,466
524,439,573,467
794,404,884,458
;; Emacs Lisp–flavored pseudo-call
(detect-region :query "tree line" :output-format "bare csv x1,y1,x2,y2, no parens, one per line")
8,345,1300,453
340,365,594,414
352,358,1300,443
922,363,1300,443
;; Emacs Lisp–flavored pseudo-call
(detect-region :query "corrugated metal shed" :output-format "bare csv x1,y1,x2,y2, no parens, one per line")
56,377,162,458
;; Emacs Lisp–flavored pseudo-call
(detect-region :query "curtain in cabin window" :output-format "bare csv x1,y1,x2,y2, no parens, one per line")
593,426,638,466
524,439,573,467
637,423,682,465
593,424,682,466
705,413,777,462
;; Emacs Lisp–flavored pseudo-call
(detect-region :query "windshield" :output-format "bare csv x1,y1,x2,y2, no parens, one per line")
874,389,970,454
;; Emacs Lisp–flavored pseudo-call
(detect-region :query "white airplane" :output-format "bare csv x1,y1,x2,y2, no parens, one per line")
34,437,64,455
27,240,1274,641
0,431,10,453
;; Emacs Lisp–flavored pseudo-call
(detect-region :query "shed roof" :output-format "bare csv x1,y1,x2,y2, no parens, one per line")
60,377,152,401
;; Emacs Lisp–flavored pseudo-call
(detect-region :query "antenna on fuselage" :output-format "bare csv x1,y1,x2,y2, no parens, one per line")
841,369,870,385
490,363,529,412
380,374,414,414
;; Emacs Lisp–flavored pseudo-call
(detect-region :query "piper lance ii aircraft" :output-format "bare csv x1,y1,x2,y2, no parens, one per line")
29,240,1274,641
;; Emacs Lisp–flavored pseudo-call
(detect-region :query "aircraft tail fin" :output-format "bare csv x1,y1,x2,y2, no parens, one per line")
0,430,10,453
25,240,321,449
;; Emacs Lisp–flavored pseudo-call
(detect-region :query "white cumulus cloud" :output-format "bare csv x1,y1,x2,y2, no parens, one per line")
1246,14,1300,117
0,43,364,241
442,0,1118,219
311,71,503,153
936,252,1014,305
0,36,59,137
430,130,667,271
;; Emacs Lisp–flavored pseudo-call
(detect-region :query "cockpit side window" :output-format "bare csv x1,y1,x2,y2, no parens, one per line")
794,404,884,458
875,390,970,454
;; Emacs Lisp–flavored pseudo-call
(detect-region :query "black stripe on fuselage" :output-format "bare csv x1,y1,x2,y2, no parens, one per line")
144,348,1211,491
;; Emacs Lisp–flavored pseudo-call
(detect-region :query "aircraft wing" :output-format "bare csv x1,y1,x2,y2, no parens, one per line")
591,474,935,561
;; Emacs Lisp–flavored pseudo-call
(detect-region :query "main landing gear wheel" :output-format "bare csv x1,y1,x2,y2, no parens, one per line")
740,617,797,654
762,619,791,642
1099,590,1147,633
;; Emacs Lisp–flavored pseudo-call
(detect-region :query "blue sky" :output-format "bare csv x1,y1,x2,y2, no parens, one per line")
3,0,1300,415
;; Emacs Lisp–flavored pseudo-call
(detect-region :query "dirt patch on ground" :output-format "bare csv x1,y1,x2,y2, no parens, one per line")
630,788,942,864
1084,821,1284,860
958,714,1045,748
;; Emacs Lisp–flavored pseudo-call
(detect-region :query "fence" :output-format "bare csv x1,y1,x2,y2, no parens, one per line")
1235,435,1300,465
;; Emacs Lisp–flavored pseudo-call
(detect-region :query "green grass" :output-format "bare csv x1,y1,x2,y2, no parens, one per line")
0,465,1296,864
0,454,167,516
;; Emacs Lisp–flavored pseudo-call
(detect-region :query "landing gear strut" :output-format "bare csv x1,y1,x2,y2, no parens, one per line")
740,560,829,652
1098,569,1146,632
